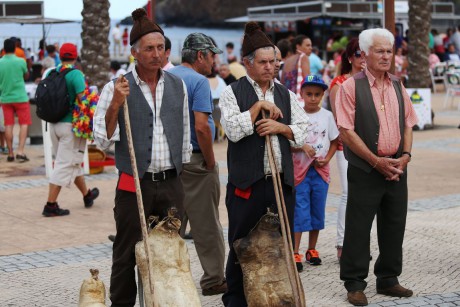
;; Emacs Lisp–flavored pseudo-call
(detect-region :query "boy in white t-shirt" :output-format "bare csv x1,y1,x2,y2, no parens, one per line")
292,75,339,272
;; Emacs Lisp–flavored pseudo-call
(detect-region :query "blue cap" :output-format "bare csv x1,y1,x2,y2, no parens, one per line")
301,75,328,91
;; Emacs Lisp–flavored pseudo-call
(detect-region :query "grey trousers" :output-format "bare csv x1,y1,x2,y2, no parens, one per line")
181,152,226,289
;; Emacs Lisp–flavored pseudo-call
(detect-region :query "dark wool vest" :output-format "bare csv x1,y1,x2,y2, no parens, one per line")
228,77,294,189
343,71,405,173
115,71,185,177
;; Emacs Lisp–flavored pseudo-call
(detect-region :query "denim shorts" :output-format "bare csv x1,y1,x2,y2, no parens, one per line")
294,167,329,232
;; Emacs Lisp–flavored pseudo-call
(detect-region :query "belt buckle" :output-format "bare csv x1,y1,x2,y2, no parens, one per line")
152,171,165,182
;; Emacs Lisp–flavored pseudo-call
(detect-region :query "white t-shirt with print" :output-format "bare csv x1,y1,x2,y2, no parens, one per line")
293,107,339,184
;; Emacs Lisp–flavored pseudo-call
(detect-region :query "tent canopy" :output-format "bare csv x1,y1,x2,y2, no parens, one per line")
0,17,75,24
227,0,460,22
0,1,75,24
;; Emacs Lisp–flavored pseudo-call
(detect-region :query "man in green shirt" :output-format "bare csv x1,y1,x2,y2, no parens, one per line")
0,38,30,162
42,43,99,217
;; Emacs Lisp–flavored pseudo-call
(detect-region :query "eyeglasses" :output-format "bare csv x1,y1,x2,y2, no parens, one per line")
354,50,362,58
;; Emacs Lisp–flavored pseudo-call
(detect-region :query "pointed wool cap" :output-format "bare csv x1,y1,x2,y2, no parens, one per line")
241,22,274,57
130,8,164,46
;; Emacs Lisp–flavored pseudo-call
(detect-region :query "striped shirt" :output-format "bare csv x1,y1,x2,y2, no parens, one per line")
335,68,418,156
93,68,191,173
220,75,310,174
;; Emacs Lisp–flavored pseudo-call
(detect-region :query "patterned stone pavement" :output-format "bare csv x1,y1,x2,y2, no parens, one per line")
1,181,460,306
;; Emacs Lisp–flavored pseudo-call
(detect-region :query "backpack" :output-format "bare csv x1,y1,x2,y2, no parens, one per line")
35,68,74,123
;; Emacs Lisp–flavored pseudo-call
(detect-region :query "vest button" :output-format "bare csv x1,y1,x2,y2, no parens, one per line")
149,136,152,139
150,113,153,116
150,124,153,127
148,148,151,151
147,160,151,163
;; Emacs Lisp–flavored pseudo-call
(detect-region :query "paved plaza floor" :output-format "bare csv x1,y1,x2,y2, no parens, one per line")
0,93,459,306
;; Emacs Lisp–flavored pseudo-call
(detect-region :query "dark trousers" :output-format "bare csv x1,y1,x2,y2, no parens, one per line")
340,164,408,292
110,176,184,307
222,177,295,307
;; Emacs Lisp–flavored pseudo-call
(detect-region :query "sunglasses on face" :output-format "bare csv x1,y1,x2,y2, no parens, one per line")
354,50,362,58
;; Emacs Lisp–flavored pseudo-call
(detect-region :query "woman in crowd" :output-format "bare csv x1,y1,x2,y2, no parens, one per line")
281,35,311,106
328,38,366,261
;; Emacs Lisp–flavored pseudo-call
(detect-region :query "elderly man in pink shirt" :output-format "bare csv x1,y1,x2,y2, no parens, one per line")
335,28,418,306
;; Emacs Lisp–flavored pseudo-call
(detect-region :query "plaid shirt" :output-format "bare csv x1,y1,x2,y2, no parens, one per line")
220,75,309,174
93,68,191,173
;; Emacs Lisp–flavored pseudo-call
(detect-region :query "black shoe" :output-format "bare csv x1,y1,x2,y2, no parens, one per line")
83,188,99,208
7,156,14,162
15,154,29,163
183,231,193,240
42,203,70,217
202,281,227,296
108,235,116,242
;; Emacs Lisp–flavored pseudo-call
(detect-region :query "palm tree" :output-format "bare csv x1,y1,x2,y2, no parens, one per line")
80,0,111,91
406,0,432,89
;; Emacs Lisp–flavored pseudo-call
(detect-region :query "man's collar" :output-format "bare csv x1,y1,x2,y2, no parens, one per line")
245,75,274,90
132,66,164,85
364,68,391,87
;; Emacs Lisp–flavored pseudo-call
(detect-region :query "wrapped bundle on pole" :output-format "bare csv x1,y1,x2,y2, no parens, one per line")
135,210,201,307
78,269,107,307
233,110,306,307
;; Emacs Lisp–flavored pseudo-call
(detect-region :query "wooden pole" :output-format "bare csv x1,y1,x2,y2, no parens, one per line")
121,76,157,306
384,0,396,74
263,111,306,307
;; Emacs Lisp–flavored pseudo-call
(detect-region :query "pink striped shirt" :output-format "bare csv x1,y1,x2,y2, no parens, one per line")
336,69,418,156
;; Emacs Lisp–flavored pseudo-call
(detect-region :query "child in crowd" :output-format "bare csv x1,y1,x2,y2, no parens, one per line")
292,75,339,272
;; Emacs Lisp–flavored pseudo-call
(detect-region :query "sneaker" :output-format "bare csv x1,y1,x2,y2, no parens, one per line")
83,188,100,208
294,253,304,272
202,280,227,296
42,203,70,217
305,249,322,265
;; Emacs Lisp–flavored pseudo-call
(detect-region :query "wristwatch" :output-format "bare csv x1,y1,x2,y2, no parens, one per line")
402,151,412,161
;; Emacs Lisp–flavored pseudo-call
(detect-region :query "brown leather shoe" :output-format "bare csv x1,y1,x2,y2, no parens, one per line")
202,280,227,296
347,290,368,306
377,284,413,297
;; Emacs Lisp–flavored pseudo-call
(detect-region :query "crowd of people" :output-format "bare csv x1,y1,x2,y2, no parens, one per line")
0,8,427,306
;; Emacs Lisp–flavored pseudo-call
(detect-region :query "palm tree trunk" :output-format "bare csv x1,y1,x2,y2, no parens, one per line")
80,0,111,91
407,0,432,88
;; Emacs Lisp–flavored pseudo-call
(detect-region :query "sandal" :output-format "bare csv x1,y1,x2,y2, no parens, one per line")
15,154,29,163
7,156,14,162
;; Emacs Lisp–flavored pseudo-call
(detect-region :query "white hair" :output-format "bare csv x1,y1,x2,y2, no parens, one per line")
359,28,395,54
244,46,275,65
